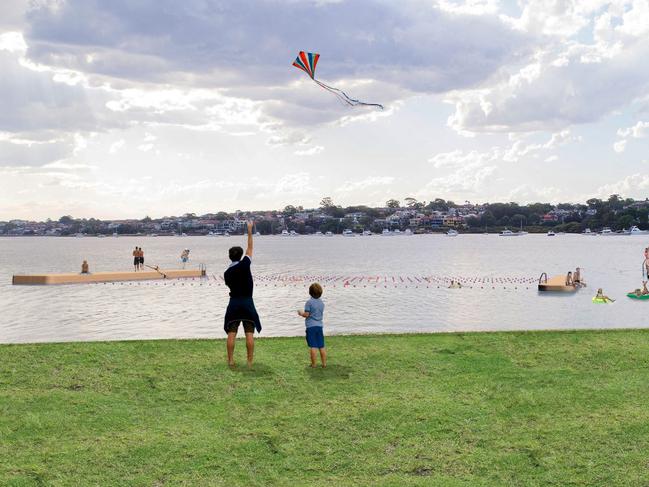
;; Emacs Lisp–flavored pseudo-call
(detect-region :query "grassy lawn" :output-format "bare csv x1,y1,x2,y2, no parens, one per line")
2,330,649,486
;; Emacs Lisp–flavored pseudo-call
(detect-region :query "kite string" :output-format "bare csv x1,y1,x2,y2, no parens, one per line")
314,79,384,110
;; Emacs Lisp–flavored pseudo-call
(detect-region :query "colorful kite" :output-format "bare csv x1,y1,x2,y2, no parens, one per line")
292,51,384,109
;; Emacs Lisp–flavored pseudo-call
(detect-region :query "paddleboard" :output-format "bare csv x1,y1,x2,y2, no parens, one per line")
627,293,649,300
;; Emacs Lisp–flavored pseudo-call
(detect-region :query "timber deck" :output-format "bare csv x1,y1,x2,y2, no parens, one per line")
12,269,205,285
538,273,577,292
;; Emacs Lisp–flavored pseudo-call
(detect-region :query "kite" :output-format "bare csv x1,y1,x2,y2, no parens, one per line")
292,51,384,109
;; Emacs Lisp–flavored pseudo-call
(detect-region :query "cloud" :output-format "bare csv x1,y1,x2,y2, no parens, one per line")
295,145,324,156
22,0,530,127
595,173,649,198
0,137,71,167
448,2,649,133
617,120,649,138
336,176,395,192
501,183,563,203
613,120,649,152
0,48,102,134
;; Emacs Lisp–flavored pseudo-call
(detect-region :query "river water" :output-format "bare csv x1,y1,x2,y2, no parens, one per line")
1,234,648,344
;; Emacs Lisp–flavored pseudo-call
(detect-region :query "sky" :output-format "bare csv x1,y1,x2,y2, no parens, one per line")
1,0,648,220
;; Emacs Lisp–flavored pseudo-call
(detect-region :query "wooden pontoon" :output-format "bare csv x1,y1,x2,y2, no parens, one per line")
12,267,206,285
537,272,577,292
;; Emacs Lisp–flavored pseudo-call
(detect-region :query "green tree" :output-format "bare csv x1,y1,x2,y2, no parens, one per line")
386,199,400,209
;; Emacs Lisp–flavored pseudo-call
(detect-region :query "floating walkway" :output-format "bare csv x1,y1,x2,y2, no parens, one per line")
537,273,578,292
12,268,205,285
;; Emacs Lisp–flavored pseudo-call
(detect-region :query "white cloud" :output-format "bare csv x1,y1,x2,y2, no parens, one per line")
109,139,125,153
614,120,649,152
613,139,627,153
295,145,324,156
0,31,27,53
336,176,395,192
448,2,649,133
595,173,649,198
617,120,649,139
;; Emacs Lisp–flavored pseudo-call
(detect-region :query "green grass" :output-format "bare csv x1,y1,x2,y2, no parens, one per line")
2,330,649,486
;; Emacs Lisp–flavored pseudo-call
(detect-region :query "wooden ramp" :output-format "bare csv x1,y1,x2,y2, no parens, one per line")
538,272,577,292
13,269,205,285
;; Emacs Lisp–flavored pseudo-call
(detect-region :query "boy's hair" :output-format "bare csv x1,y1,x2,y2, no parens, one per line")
309,282,323,299
229,246,244,262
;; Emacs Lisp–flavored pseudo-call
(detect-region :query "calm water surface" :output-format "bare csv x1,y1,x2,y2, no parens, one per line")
1,234,648,343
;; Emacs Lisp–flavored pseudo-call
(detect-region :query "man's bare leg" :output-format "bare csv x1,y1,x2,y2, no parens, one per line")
319,347,327,368
227,331,237,366
310,348,317,367
245,332,254,368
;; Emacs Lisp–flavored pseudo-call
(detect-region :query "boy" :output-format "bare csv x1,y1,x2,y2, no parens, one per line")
297,283,326,368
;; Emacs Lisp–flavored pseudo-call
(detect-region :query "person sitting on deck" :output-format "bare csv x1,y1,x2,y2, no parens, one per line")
81,260,89,274
573,267,585,287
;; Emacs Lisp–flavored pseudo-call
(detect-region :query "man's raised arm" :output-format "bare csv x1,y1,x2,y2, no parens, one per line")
245,220,254,257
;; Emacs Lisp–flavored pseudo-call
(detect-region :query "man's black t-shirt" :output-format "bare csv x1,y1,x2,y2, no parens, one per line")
224,256,253,298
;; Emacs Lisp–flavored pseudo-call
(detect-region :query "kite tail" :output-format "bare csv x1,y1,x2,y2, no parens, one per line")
314,79,384,110
313,79,355,107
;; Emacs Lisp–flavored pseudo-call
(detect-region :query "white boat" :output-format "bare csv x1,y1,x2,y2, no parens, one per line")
629,225,649,235
325,231,334,237
600,227,614,236
342,229,355,236
499,229,519,237
314,231,323,236
393,229,402,235
289,230,298,236
381,229,392,236
255,231,261,236
362,230,372,236
281,230,290,236
112,232,119,237
96,234,106,238
547,230,556,236
447,229,458,237
223,231,230,237
582,228,593,235
404,229,413,236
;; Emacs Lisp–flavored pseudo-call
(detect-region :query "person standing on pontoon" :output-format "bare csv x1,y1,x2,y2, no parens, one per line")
180,248,190,269
223,221,261,368
133,246,139,271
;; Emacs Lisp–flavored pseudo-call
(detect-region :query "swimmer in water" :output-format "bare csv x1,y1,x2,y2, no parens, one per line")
594,288,615,303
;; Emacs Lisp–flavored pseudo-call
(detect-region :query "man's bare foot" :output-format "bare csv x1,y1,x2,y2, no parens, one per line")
247,360,253,369
310,363,317,368
228,362,236,368
322,364,326,368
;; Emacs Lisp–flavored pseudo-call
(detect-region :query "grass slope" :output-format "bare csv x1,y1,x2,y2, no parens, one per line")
2,331,649,486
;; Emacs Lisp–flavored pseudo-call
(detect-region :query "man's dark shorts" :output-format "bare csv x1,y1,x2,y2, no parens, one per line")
225,320,255,334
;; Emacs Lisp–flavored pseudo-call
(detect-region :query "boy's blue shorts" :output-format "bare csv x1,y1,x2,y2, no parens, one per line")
305,327,325,348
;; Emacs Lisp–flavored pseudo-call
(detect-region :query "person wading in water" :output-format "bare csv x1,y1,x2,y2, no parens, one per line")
224,221,261,368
